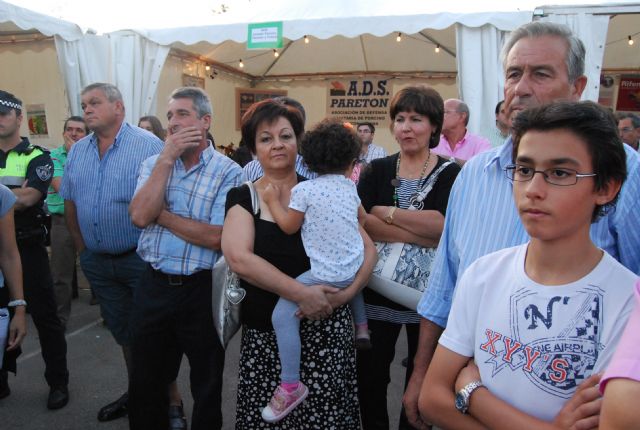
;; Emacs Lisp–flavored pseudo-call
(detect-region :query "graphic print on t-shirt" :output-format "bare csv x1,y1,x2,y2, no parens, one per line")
480,286,603,399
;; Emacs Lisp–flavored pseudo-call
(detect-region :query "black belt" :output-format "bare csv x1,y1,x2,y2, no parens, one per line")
150,267,212,287
16,225,46,240
100,248,137,258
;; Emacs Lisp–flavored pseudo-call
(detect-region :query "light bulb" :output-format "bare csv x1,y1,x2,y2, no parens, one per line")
304,35,309,44
396,32,402,42
273,49,279,58
628,36,634,46
435,44,440,53
239,59,244,68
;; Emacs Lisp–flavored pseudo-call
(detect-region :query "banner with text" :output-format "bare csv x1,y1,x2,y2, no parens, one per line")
326,79,392,127
616,75,640,112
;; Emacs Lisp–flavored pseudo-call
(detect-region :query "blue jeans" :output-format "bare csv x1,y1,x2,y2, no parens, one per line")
79,249,145,346
272,270,365,383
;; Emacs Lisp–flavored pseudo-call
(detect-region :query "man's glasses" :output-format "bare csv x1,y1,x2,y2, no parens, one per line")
504,164,597,186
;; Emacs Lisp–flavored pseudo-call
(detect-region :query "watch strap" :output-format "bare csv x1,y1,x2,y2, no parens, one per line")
456,380,483,414
463,380,483,397
8,299,27,307
385,206,397,224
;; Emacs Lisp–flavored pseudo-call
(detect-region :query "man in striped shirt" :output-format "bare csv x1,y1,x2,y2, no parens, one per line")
404,22,640,429
60,83,163,422
128,87,241,429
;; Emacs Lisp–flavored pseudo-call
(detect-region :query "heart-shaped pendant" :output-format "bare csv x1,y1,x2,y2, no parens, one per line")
226,287,246,304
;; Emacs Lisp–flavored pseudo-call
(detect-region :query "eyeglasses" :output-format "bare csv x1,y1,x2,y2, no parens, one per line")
619,127,634,133
504,164,597,186
358,130,372,134
444,110,459,115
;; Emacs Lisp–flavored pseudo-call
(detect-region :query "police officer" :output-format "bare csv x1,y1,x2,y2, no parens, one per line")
0,90,69,409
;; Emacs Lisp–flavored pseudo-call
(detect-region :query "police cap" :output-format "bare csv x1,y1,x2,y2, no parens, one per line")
0,90,22,114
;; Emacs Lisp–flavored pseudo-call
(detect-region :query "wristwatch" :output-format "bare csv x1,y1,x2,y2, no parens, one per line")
384,207,397,225
454,380,483,414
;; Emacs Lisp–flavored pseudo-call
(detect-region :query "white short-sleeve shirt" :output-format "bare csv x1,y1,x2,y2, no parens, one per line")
440,244,637,422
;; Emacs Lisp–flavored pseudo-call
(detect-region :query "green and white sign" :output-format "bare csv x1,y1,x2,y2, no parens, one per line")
247,21,283,50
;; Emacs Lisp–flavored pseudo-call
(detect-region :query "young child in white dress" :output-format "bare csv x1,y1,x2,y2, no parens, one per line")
261,119,369,423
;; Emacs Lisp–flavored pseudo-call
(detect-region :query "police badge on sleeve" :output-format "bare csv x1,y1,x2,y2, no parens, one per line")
36,164,52,181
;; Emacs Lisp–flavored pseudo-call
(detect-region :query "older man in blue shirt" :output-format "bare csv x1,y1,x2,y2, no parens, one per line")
60,83,164,422
403,22,640,429
128,87,241,430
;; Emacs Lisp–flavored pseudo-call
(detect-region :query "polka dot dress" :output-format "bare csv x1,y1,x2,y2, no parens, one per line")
234,306,361,429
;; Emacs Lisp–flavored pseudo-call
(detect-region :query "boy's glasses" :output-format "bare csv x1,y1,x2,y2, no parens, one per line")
504,164,597,186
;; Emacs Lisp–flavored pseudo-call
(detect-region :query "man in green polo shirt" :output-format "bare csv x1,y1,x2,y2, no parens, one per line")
47,116,87,329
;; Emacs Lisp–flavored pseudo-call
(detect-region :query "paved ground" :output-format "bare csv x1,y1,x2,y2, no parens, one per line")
0,275,408,429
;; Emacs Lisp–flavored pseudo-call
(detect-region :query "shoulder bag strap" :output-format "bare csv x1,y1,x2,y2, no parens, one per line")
411,161,453,207
244,181,260,215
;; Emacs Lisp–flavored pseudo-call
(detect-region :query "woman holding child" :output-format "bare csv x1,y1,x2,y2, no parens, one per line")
356,86,460,429
222,98,376,429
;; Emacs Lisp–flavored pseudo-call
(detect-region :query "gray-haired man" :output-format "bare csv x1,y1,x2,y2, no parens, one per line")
128,87,241,429
403,21,640,429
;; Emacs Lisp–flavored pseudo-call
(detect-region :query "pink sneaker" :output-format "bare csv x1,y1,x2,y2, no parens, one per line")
261,382,309,423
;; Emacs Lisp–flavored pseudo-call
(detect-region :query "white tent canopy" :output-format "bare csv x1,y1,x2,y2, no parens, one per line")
134,3,534,81
0,0,168,124
3,0,640,135
128,4,535,134
141,10,533,45
116,1,638,134
54,32,169,122
0,0,83,41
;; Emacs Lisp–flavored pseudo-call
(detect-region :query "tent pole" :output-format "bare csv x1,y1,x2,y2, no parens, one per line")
418,31,455,58
261,40,293,78
359,35,370,72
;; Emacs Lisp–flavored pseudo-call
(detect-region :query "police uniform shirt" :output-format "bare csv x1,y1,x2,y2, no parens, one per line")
0,137,53,197
0,137,53,226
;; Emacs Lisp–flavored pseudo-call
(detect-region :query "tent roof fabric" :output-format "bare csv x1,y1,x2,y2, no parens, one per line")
139,11,533,46
0,0,84,41
130,9,532,79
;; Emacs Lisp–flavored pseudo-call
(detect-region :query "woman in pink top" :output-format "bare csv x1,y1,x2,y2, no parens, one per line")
600,279,640,430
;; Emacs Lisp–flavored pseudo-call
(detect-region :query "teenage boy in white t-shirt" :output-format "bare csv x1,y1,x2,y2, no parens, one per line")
419,101,637,429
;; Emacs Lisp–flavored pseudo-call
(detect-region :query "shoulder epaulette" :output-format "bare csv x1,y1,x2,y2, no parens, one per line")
24,144,49,155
